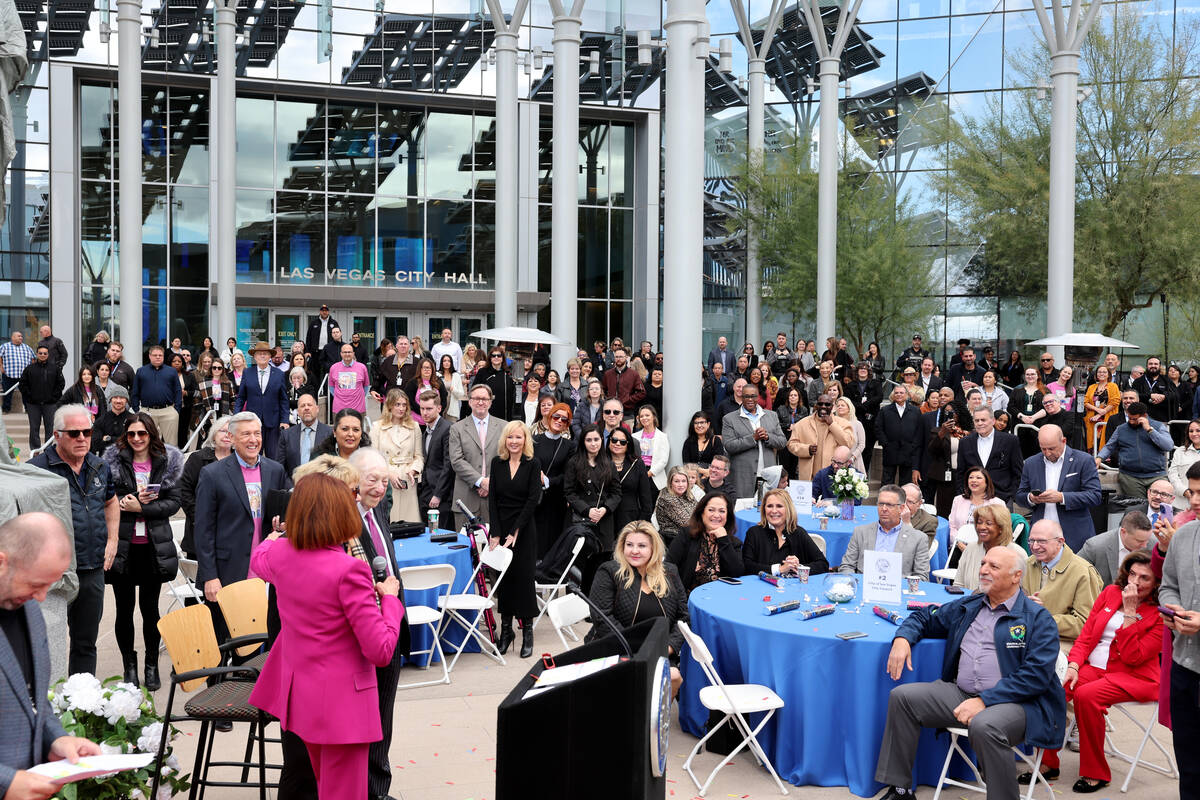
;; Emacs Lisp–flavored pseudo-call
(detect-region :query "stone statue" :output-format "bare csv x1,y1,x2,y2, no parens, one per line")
0,0,26,227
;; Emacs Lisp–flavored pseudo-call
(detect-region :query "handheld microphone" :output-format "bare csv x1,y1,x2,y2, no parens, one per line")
455,499,486,531
371,556,389,582
565,580,632,658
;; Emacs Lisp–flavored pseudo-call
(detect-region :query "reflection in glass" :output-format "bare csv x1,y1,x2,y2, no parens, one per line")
578,207,607,298
142,185,168,287
277,98,325,191
327,193,372,285
276,191,326,285
377,105,425,197
236,189,275,284
81,182,114,285
326,102,376,194
425,111,476,200
578,122,609,204
427,198,470,278
473,201,495,288
170,186,209,288
142,288,168,352
169,289,209,352
80,84,114,181
168,87,210,184
376,196,428,288
610,209,633,300
610,124,634,207
237,96,276,189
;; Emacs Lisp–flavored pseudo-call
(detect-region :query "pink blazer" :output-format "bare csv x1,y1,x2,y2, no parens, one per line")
248,537,403,744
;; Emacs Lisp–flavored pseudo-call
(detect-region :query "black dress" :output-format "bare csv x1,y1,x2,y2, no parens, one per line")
487,454,543,619
612,457,655,533
532,433,576,559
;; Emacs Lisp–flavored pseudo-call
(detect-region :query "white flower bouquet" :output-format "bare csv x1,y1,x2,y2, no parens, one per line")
48,673,190,800
831,467,868,503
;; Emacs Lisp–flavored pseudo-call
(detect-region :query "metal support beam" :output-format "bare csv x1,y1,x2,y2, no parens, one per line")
117,0,142,364
663,0,707,462
1032,0,1103,363
483,0,531,329
215,0,237,346
548,0,585,368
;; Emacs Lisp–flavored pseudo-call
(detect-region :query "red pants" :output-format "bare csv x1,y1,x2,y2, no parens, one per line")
304,740,369,800
1042,663,1158,781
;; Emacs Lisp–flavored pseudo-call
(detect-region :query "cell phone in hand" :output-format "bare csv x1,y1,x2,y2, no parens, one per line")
1158,605,1177,619
145,483,161,496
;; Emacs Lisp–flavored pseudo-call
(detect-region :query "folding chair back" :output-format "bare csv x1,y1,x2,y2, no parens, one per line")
545,594,590,647
170,517,186,543
216,578,268,657
398,563,456,593
179,557,200,583
678,620,724,690
478,544,514,587
158,604,222,692
809,533,826,556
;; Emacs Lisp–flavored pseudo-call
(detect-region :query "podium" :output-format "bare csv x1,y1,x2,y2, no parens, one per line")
495,617,670,800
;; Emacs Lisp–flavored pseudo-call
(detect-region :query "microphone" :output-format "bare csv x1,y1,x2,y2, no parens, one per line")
455,499,486,531
565,580,632,658
371,556,389,583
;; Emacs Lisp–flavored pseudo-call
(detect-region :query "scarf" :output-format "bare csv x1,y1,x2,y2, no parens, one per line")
695,534,720,587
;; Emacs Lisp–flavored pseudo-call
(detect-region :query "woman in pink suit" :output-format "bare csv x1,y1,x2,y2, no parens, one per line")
249,473,403,800
1034,550,1163,793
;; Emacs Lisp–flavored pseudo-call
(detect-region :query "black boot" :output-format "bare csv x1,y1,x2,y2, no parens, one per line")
497,616,515,656
520,619,534,658
144,655,161,691
122,653,139,687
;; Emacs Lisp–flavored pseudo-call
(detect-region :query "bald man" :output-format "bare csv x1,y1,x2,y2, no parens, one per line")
812,445,857,502
875,546,1066,800
0,513,102,800
1017,425,1102,552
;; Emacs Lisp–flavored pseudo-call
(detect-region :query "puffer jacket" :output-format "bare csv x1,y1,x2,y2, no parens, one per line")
102,443,185,580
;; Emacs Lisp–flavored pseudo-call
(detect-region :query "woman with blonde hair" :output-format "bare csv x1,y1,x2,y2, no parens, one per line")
588,520,689,694
952,503,1025,591
375,389,423,522
741,488,829,577
654,465,697,545
835,397,867,473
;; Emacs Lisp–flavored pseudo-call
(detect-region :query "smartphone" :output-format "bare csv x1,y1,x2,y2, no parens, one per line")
145,483,161,495
447,544,469,550
717,577,742,585
1159,505,1174,523
836,631,868,640
945,585,966,594
1158,605,1177,619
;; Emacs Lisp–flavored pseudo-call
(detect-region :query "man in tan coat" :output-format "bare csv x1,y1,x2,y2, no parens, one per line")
786,393,856,480
1021,519,1103,647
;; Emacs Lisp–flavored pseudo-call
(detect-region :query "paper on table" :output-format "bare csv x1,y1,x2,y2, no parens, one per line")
28,753,154,785
522,655,621,698
863,549,903,606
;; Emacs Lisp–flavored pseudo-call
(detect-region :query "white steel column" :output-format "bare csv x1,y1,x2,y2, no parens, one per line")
1031,0,1103,363
215,0,237,344
729,0,785,351
483,0,531,328
117,0,142,364
800,0,864,350
548,0,585,368
663,0,707,460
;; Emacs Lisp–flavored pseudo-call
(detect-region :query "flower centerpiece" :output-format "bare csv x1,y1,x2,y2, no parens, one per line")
48,673,190,800
831,466,869,521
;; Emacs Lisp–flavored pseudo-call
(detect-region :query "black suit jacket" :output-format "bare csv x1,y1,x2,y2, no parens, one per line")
921,408,951,474
194,454,292,586
358,503,411,659
274,422,333,476
876,403,925,467
304,316,339,356
955,430,1023,501
917,374,945,397
418,417,454,509
946,363,987,398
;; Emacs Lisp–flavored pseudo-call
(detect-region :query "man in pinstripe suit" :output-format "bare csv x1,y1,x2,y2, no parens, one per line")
0,513,101,800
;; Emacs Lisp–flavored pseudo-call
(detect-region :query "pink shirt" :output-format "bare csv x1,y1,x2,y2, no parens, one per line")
329,361,370,414
240,463,264,577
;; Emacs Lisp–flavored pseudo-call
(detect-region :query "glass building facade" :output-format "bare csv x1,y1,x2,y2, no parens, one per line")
6,0,1194,369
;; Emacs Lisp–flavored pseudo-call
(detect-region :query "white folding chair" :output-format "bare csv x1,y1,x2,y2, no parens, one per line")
164,553,206,612
808,533,826,556
532,535,586,635
932,652,1068,800
396,563,456,690
436,543,513,672
1104,701,1178,792
678,622,789,796
545,594,590,649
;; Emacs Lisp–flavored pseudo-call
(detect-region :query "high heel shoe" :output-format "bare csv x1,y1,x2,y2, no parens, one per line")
520,618,534,658
497,616,515,656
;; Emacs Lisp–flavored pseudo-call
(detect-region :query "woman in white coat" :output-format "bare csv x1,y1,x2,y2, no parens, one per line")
632,405,670,490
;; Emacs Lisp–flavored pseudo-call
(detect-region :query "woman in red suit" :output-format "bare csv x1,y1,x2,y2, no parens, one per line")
249,473,404,800
1036,550,1163,793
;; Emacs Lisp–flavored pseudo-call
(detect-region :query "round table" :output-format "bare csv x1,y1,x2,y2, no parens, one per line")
734,506,951,572
390,529,479,664
678,578,961,797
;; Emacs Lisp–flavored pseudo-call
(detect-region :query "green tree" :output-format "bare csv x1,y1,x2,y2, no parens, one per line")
743,149,940,355
942,5,1200,334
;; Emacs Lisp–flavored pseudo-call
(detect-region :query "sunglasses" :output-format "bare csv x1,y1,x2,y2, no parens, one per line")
610,438,628,445
603,410,623,416
1041,358,1053,362
58,428,93,438
551,414,570,422
126,430,149,439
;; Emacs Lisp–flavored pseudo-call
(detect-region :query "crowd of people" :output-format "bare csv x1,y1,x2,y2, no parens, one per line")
3,318,1200,800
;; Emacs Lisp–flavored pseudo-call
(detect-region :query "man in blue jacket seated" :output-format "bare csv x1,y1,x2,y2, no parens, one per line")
812,445,862,504
873,546,1066,800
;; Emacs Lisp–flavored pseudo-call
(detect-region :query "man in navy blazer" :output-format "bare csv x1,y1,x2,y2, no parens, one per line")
0,513,101,799
957,407,1024,502
417,389,454,518
236,341,290,460
706,336,733,377
274,392,331,477
194,414,291,635
1017,424,1102,552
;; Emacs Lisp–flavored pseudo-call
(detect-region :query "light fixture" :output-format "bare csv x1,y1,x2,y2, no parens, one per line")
717,38,732,74
588,50,600,76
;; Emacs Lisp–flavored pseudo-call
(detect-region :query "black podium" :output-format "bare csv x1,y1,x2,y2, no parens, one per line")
495,617,670,800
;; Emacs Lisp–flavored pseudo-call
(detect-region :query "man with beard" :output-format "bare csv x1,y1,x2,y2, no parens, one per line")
946,346,987,401
1133,356,1175,424
787,393,856,481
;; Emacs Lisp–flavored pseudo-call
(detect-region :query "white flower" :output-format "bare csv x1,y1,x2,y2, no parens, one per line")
166,754,180,771
99,742,125,755
61,673,102,701
103,687,144,725
137,722,165,754
68,686,106,716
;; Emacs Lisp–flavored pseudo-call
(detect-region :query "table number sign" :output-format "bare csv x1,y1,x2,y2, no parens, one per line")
863,549,902,606
789,480,814,516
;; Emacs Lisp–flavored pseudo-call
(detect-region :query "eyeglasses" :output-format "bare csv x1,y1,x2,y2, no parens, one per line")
877,502,903,509
58,428,93,438
603,410,623,416
1028,537,1060,546
1041,357,1054,362
551,414,570,422
126,431,149,439
1149,489,1175,499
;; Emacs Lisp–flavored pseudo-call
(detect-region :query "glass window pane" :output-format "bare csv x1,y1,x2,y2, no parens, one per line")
276,191,325,285
897,17,950,87
236,307,270,352
277,99,325,191
168,87,210,184
610,208,632,299
472,113,495,198
237,96,276,189
169,289,209,354
328,193,372,285
579,122,609,204
578,207,607,298
81,181,114,284
81,285,115,357
425,111,475,200
170,186,209,287
610,123,633,207
139,87,169,184
473,201,494,289
377,196,427,288
377,106,424,197
142,185,168,287
236,189,274,284
428,198,470,278
578,300,607,348
949,13,1002,92
80,83,114,181
142,288,168,354
327,101,376,194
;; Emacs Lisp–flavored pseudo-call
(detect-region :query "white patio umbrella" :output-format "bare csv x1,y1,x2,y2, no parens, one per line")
469,326,574,347
1026,333,1139,349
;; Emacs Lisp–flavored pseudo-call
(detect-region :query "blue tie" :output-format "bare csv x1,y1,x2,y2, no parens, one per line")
301,426,312,464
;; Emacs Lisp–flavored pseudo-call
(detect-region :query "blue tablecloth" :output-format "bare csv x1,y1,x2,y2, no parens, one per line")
734,506,951,572
390,530,479,664
679,578,962,797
